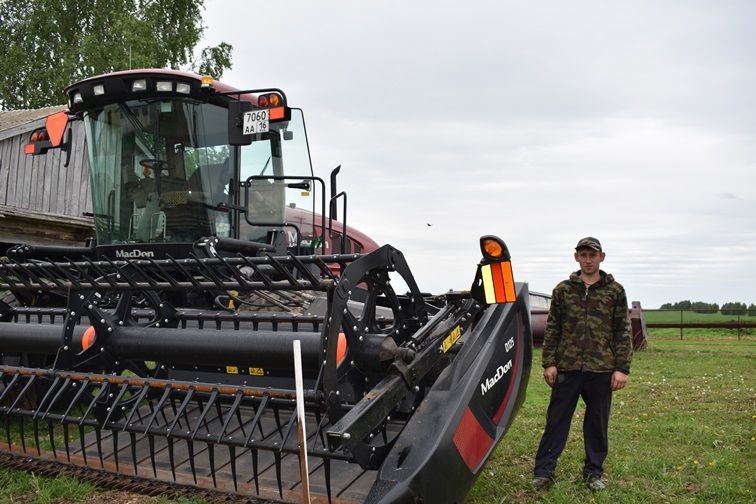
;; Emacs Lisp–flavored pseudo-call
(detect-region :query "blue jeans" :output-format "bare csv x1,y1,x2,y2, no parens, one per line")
534,371,613,478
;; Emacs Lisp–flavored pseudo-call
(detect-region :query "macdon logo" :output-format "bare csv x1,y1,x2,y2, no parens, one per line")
480,359,513,395
115,249,155,259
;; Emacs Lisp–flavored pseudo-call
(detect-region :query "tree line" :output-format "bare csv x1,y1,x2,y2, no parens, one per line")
659,300,756,315
0,0,233,110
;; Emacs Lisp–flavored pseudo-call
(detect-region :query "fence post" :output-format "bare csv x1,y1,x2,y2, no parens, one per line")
680,310,683,340
737,312,741,341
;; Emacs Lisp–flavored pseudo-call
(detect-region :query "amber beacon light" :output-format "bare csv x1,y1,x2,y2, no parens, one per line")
471,235,517,304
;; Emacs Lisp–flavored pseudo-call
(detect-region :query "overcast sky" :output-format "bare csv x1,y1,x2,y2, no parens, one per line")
201,0,755,308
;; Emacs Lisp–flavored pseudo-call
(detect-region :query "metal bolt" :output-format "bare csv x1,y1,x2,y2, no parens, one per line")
70,311,76,316
63,345,69,350
115,361,120,365
88,305,93,309
353,325,358,331
107,327,112,333
79,295,85,300
155,323,160,328
358,336,363,342
414,385,420,392
118,321,123,326
343,433,351,440
100,347,105,352
336,390,340,396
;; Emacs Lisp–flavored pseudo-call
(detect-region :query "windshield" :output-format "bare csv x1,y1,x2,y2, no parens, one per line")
84,99,235,245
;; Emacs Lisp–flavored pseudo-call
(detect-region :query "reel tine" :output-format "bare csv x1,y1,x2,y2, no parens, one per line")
61,379,90,423
274,451,283,498
228,445,238,492
167,388,195,437
187,439,197,484
273,406,283,437
245,394,270,447
9,374,37,411
46,418,56,458
314,409,325,446
0,373,21,404
141,385,172,438
217,390,243,443
169,397,181,430
251,447,259,495
95,428,104,468
78,423,88,466
4,411,11,450
41,377,72,420
18,417,26,453
123,383,151,432
102,382,130,427
324,457,333,504
112,430,120,472
80,383,109,427
33,376,61,421
33,416,40,456
281,410,297,448
129,431,138,475
62,422,71,462
208,443,217,488
190,389,218,441
168,437,176,481
148,435,157,477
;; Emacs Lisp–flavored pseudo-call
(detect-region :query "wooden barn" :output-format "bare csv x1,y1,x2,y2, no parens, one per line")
0,107,94,250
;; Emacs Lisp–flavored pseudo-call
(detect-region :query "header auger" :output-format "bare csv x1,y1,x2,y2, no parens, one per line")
0,70,532,503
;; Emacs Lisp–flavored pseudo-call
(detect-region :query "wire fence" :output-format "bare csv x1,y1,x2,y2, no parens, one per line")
644,309,756,341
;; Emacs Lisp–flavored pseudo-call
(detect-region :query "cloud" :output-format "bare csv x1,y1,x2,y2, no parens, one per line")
201,0,756,307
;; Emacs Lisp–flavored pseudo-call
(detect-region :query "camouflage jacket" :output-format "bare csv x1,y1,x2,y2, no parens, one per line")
542,270,632,374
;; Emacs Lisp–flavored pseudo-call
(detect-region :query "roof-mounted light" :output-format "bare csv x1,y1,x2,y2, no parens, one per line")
176,82,191,94
201,75,214,88
258,93,282,108
72,92,83,104
131,79,147,92
93,84,105,96
156,81,173,92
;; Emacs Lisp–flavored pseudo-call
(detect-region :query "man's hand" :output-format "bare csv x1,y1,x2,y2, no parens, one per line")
543,366,557,387
611,371,628,391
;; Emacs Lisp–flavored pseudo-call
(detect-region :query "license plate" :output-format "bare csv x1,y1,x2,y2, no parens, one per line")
243,109,270,135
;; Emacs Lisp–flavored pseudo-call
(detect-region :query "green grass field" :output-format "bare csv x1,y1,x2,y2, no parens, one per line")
1,336,754,503
644,310,756,339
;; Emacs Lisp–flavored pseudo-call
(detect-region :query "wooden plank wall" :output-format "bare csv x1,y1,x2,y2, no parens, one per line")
0,121,92,218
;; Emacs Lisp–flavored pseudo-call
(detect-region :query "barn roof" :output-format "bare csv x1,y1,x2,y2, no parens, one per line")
0,105,67,141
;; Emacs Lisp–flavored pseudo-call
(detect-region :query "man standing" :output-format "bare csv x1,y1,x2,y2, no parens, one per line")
532,237,632,491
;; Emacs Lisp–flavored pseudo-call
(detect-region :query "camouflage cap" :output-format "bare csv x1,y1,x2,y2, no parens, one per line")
575,236,602,252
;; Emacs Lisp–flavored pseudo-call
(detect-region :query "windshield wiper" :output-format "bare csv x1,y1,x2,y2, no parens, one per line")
118,102,157,158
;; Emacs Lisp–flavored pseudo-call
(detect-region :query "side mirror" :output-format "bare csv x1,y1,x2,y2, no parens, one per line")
25,111,71,155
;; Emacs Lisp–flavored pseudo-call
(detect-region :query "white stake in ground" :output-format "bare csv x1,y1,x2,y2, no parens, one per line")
293,340,311,503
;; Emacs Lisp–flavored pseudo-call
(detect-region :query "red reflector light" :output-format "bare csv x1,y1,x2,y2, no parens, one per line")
258,95,269,107
24,144,35,154
269,94,281,107
269,107,285,120
81,326,96,350
336,332,348,367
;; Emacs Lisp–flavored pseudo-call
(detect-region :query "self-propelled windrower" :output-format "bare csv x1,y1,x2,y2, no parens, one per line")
0,70,532,503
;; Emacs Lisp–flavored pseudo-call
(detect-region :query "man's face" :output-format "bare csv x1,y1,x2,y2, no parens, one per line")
574,248,605,276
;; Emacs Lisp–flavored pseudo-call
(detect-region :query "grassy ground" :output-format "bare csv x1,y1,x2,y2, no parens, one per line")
644,310,756,339
1,336,754,503
467,336,755,503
